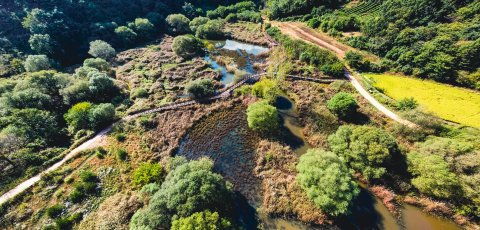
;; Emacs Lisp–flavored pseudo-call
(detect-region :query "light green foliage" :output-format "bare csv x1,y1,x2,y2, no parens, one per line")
195,19,225,40
115,26,137,43
207,1,259,23
89,103,115,130
24,55,50,72
88,40,116,60
185,78,215,98
328,125,398,181
296,149,359,216
29,34,53,54
5,108,59,145
267,0,344,19
172,35,204,59
4,89,52,110
251,78,280,103
171,210,234,230
327,92,358,119
88,73,119,101
64,102,93,133
130,18,155,38
133,162,165,188
407,151,461,199
129,157,234,230
166,14,191,34
246,100,279,133
83,58,110,72
60,80,91,105
189,17,209,34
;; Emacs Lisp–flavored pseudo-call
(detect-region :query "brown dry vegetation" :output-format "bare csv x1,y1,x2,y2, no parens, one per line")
255,140,329,225
225,22,270,46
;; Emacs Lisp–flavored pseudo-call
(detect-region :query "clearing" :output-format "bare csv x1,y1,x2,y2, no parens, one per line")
366,73,480,128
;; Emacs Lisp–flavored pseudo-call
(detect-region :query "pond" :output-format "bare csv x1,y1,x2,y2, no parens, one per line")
205,39,269,85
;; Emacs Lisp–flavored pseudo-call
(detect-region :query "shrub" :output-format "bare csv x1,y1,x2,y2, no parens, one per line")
89,103,115,130
79,170,97,183
115,26,137,43
115,133,126,142
131,88,148,99
24,55,51,72
88,73,119,101
46,204,64,218
29,34,53,55
133,162,165,187
189,17,209,34
246,100,279,133
172,35,204,59
396,97,418,111
64,102,93,133
328,125,398,181
129,157,234,229
327,92,358,119
55,213,82,229
251,78,280,103
195,19,225,40
297,149,359,216
83,58,110,72
171,210,234,230
166,14,191,34
130,18,155,39
88,40,116,60
116,148,128,161
185,78,215,98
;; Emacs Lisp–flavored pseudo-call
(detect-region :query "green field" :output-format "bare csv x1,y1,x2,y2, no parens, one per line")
365,74,480,128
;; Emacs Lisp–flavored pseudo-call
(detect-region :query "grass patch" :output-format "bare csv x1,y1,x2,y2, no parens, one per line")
366,74,480,128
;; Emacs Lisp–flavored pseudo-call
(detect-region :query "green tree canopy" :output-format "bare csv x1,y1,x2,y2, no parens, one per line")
89,103,115,130
251,78,280,103
195,19,225,40
327,92,358,119
29,34,53,55
129,157,234,230
171,210,234,230
189,17,209,34
133,162,165,188
115,26,137,43
166,14,191,35
296,149,359,216
88,40,116,60
64,102,93,134
5,108,59,145
24,55,51,72
246,100,279,133
328,125,398,181
185,78,216,99
88,73,119,101
172,35,204,59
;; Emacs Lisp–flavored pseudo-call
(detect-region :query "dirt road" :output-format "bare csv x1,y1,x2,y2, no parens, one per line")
273,22,417,128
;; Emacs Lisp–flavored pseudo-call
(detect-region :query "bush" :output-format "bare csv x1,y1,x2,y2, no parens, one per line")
195,19,225,40
297,149,359,216
396,97,418,111
246,100,279,133
129,157,234,229
172,35,204,59
328,125,398,181
46,204,64,218
83,58,110,72
64,102,93,133
24,55,51,72
115,26,137,43
166,14,191,34
189,17,209,34
88,40,116,60
115,133,126,142
133,162,165,187
185,78,216,98
116,148,128,161
131,88,148,99
251,78,280,103
29,34,53,55
89,103,115,130
327,92,358,119
88,73,119,101
79,170,97,183
171,210,234,230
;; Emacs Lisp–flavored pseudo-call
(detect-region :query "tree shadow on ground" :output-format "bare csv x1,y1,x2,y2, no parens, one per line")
342,111,371,125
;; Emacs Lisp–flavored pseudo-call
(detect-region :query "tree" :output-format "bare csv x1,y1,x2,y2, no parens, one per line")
296,149,359,216
0,133,26,167
89,103,115,130
328,125,398,181
133,162,165,188
246,100,279,133
5,89,52,110
189,17,209,34
29,34,53,55
24,55,51,72
185,79,215,98
115,26,137,43
7,108,59,145
195,19,225,40
83,58,110,72
251,78,280,103
129,157,234,229
171,210,234,230
327,92,358,119
88,73,119,101
88,40,116,60
64,102,93,133
130,18,155,39
407,151,461,199
166,14,191,34
61,80,91,105
172,35,204,59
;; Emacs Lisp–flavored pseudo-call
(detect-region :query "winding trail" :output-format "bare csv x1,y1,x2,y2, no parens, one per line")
274,21,418,128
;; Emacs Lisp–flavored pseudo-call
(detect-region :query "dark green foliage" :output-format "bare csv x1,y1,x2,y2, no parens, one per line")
54,213,82,229
172,35,204,59
166,14,191,35
246,100,279,133
89,103,115,130
115,133,126,142
396,97,418,111
115,26,137,44
195,19,225,40
327,92,358,119
88,73,119,101
129,157,234,229
189,17,210,34
69,170,98,203
267,0,345,19
45,204,63,218
29,34,54,55
116,148,128,161
131,88,149,99
5,108,59,145
171,210,235,230
95,147,107,159
185,79,216,98
328,125,398,181
133,162,165,187
297,149,359,216
207,1,257,20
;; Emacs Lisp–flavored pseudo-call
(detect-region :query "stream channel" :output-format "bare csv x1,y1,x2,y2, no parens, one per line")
176,39,461,230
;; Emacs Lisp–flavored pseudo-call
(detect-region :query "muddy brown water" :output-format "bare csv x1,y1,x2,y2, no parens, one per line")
178,40,461,229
